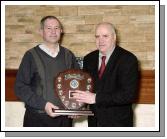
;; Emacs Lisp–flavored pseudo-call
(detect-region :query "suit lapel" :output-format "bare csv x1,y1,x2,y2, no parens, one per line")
93,51,99,79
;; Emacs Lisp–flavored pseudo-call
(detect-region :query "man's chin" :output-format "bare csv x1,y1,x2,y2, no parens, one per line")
99,48,106,53
49,40,59,44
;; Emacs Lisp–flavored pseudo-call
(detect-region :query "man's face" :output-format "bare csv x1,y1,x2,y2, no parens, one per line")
95,24,116,55
40,18,62,45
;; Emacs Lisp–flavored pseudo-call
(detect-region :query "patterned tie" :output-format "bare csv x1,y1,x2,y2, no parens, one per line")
98,56,106,79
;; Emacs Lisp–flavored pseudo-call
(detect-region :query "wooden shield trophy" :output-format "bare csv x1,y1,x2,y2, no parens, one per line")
53,69,94,116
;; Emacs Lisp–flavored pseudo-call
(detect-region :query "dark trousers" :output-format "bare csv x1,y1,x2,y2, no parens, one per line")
23,109,72,127
88,116,133,127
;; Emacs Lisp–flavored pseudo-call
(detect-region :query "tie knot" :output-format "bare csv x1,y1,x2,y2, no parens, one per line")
102,56,106,61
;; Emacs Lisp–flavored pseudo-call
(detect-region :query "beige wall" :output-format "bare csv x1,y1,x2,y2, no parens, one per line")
5,5,155,70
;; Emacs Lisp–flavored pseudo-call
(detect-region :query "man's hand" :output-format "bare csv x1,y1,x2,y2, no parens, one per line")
72,90,96,104
45,102,60,117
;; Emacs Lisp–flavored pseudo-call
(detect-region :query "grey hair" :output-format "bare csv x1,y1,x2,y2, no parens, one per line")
96,22,116,35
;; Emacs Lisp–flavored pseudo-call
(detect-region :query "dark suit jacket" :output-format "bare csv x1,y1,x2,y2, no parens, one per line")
83,46,139,127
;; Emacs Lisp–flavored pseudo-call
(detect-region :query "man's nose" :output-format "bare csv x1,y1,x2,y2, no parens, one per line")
51,29,56,33
99,37,104,43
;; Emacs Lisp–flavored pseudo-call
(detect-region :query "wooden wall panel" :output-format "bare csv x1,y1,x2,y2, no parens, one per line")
5,69,155,104
134,70,155,104
5,70,18,101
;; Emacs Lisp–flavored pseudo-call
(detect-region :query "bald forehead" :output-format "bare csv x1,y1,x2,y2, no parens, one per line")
96,23,115,35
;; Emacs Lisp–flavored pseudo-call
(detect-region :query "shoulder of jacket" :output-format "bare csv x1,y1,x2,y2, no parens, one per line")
117,46,138,61
24,46,41,61
60,46,73,55
27,45,39,54
85,50,98,58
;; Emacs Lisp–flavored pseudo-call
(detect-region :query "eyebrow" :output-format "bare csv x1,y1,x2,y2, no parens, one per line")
95,34,109,37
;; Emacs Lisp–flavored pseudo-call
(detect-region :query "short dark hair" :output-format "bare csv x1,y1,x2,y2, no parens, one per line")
40,15,63,29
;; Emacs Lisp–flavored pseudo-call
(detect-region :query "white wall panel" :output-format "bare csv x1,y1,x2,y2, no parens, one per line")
5,102,155,127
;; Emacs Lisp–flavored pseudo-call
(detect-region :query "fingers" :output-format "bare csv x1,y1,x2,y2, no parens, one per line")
71,91,96,104
72,90,86,99
45,102,60,117
53,105,59,110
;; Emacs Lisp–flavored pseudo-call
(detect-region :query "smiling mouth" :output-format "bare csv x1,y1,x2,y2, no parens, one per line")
50,36,57,38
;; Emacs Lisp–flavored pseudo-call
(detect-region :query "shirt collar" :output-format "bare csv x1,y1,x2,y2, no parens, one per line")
39,43,60,58
99,45,116,59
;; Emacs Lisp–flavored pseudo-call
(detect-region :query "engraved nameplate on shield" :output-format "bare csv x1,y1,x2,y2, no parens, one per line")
54,69,94,116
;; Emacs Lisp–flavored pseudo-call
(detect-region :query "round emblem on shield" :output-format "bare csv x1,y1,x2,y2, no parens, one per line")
70,79,79,89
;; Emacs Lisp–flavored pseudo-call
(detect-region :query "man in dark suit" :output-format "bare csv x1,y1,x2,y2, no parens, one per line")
72,22,139,127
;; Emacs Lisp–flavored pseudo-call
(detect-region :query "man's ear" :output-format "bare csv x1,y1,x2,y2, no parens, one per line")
113,34,116,42
60,29,63,34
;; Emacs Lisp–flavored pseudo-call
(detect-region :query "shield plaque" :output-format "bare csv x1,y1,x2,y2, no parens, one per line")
54,69,94,116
